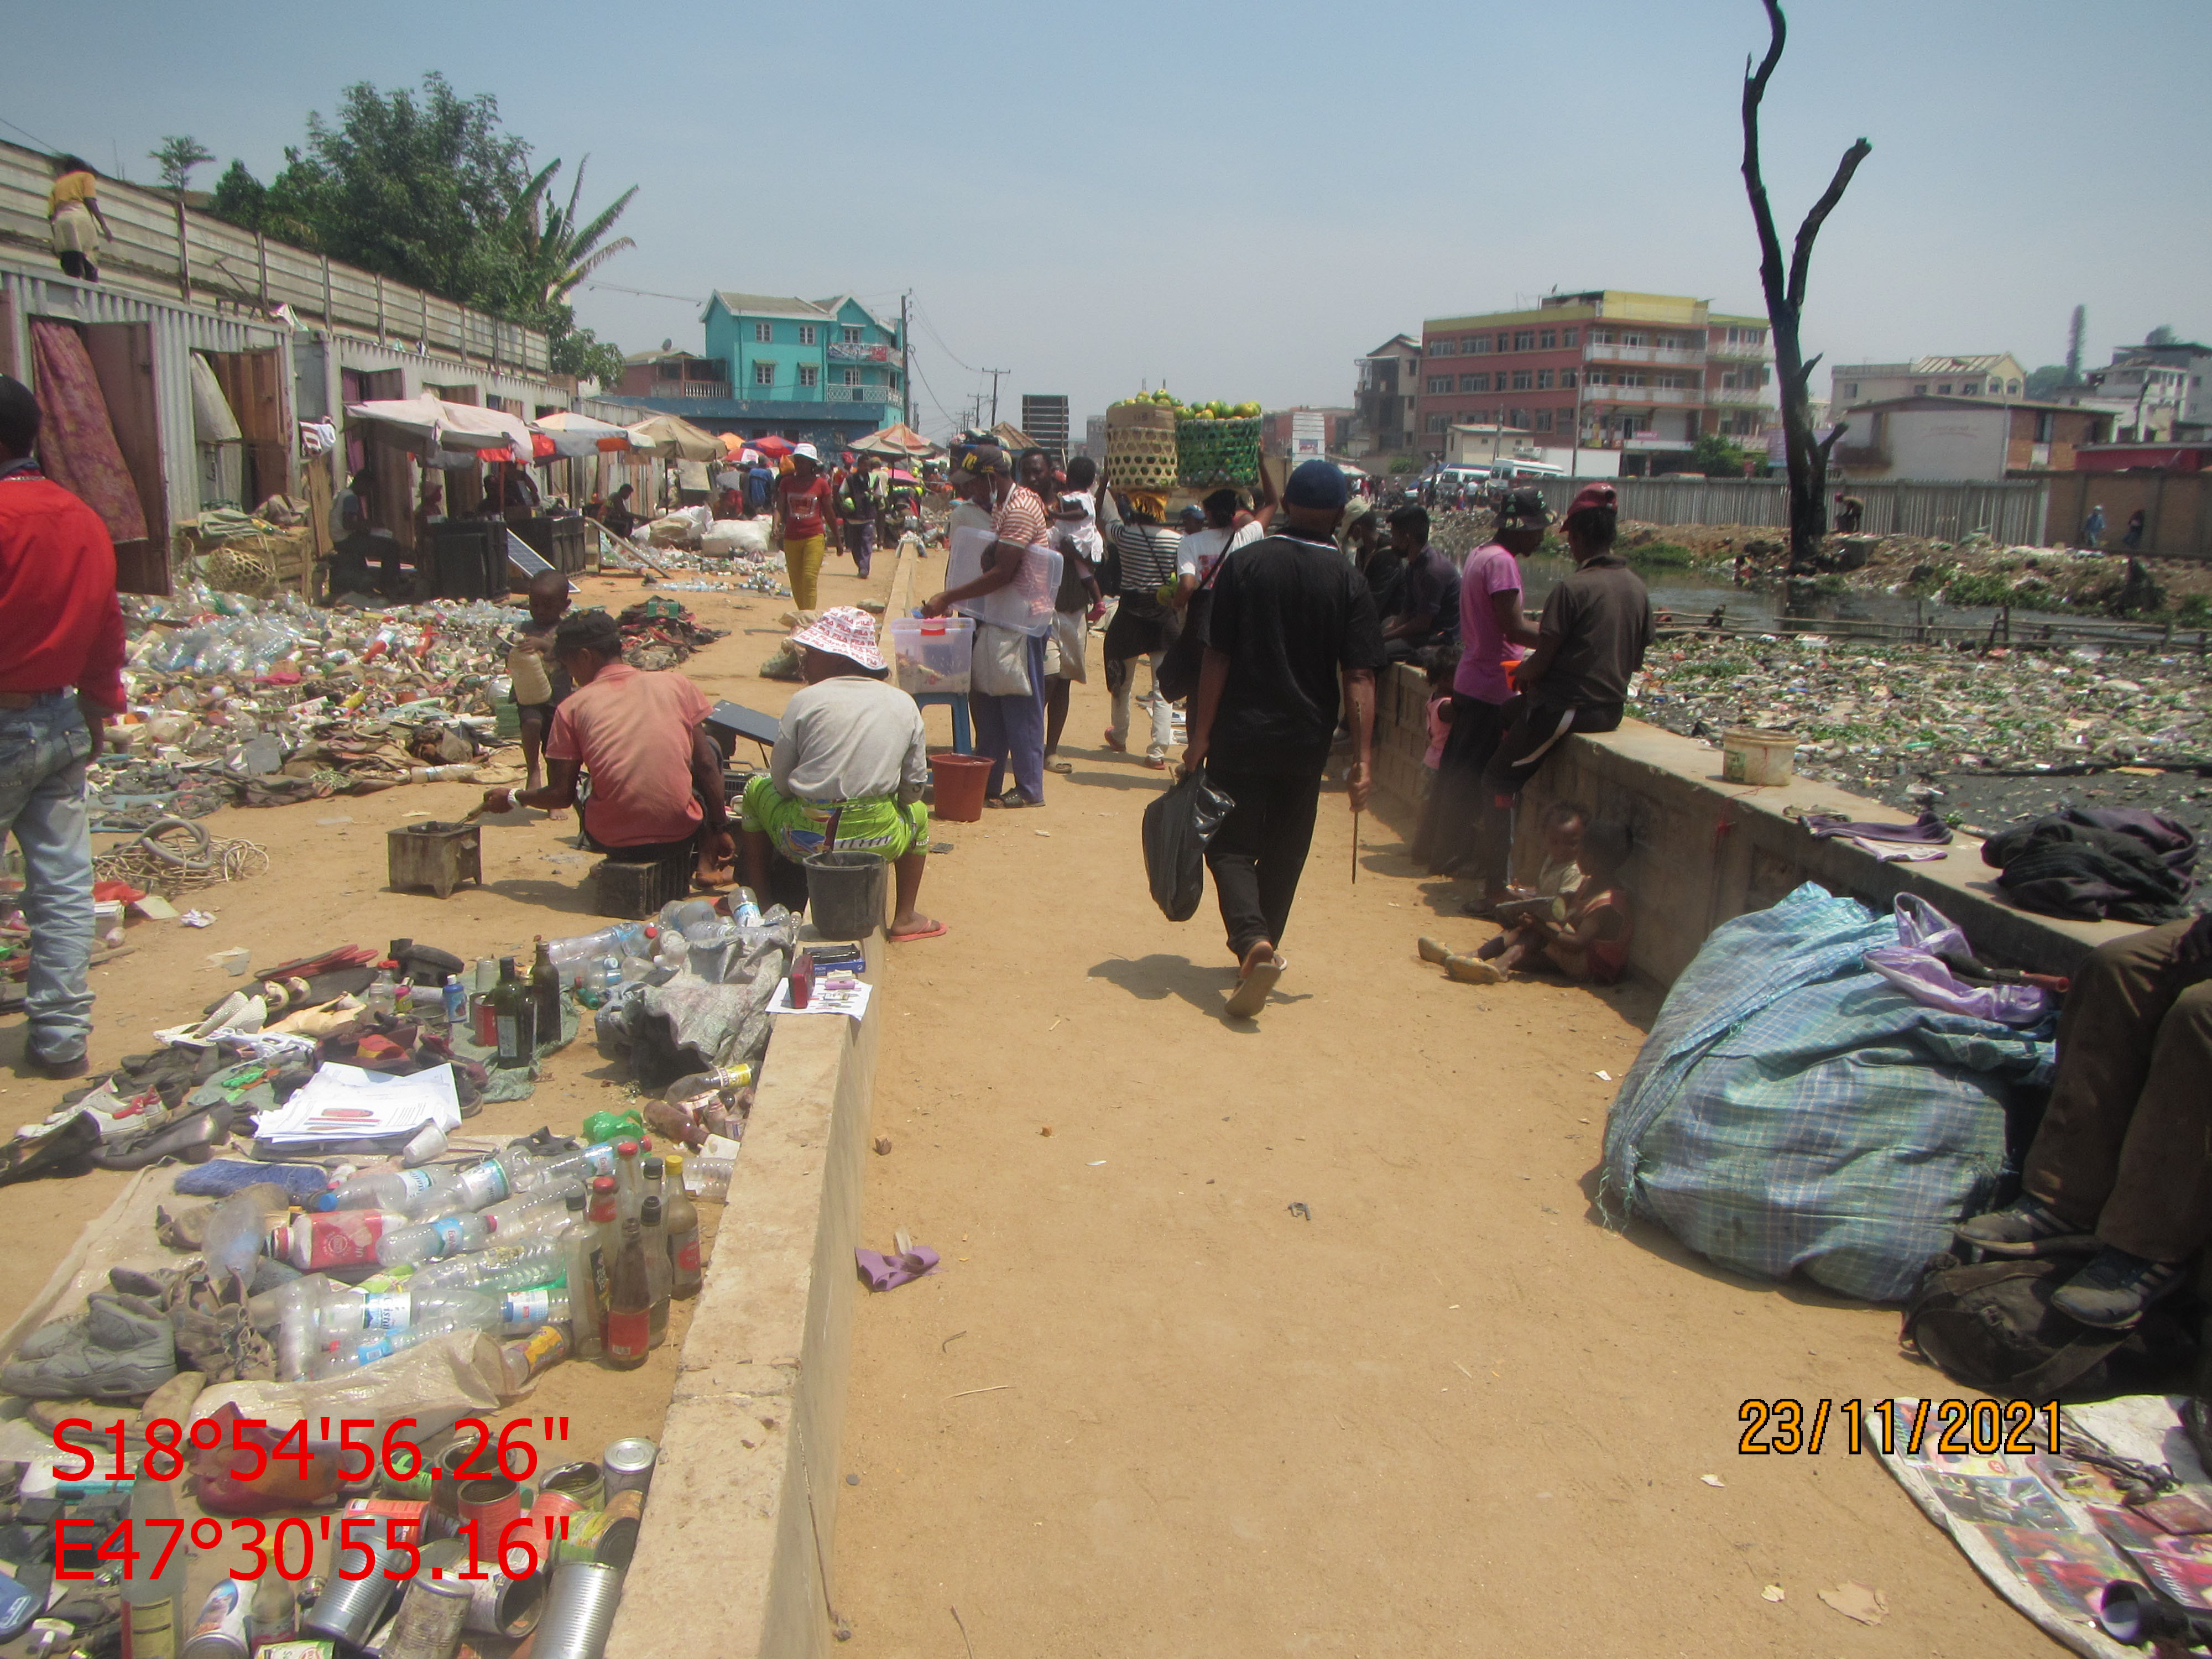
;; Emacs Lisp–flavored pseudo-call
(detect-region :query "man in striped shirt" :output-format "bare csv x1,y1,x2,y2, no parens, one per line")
1102,489,1184,767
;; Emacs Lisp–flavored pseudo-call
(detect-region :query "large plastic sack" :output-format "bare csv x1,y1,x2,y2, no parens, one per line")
701,518,770,557
1141,765,1235,922
1600,883,2056,1302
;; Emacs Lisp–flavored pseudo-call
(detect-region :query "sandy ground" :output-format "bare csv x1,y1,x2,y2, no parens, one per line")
833,665,2065,1657
0,550,888,1598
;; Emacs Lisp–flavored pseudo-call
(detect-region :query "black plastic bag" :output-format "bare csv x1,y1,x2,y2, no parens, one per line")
1141,764,1235,921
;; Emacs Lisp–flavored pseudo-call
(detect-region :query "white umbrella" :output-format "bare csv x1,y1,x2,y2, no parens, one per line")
344,396,536,463
534,411,634,458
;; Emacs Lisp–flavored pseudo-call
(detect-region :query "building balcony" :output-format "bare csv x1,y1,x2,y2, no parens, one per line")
1708,342,1775,362
1581,384,1702,406
653,379,731,399
1583,342,1704,367
1706,385,1773,405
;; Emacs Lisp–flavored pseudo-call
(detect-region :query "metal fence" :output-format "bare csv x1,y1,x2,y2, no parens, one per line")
0,139,548,374
1521,474,2053,545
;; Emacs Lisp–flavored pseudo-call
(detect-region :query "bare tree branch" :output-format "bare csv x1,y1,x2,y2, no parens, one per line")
1785,138,1874,312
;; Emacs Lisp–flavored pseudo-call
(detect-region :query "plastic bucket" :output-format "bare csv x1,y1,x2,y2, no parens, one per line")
1721,727,1797,786
804,851,886,940
928,751,993,822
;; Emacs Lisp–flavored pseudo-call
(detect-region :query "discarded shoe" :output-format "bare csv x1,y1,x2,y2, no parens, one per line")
2051,1248,2190,1329
1417,936,1452,965
1,1292,176,1401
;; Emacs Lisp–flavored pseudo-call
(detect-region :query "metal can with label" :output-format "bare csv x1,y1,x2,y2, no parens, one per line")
600,1437,658,1500
180,1581,251,1659
532,1460,604,1522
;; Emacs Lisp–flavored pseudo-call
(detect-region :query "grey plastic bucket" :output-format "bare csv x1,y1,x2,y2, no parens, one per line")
804,851,887,940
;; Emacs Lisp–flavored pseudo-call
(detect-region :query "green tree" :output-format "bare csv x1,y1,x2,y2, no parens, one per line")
2147,325,2177,346
494,157,637,312
150,136,213,197
1691,431,1752,477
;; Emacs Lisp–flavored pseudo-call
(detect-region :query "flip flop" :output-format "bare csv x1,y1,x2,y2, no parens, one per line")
1102,730,1127,753
1224,954,1285,1019
889,920,948,941
1045,759,1073,774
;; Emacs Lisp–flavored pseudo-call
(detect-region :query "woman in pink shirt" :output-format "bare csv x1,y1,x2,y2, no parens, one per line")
1412,488,1547,888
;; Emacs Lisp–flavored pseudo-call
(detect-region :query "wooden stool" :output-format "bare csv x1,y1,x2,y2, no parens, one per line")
387,821,483,899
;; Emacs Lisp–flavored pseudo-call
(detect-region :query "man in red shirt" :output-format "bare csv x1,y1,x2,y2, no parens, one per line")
0,375,124,1076
479,609,733,881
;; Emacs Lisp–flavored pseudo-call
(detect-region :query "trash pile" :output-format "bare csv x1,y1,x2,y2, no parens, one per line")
0,895,801,1656
1630,635,2212,819
615,510,787,596
95,587,723,824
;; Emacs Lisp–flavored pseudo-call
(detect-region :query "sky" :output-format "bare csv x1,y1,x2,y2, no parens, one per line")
8,0,2208,439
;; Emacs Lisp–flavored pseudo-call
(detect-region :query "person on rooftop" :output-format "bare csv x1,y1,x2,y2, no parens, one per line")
738,608,942,941
479,609,731,881
46,156,111,283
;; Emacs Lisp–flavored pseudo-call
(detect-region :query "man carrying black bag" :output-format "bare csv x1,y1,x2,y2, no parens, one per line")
1183,460,1385,1019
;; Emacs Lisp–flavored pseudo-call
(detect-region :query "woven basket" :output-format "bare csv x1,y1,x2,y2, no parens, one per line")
196,545,276,598
1104,402,1180,492
1176,416,1262,487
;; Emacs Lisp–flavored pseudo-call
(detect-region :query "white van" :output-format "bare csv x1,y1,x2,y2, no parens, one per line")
1490,457,1566,481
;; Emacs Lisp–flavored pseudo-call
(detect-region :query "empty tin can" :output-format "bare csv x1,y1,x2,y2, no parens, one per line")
600,1438,657,1500
301,1538,410,1645
379,1541,472,1659
533,1562,624,1659
180,1580,251,1659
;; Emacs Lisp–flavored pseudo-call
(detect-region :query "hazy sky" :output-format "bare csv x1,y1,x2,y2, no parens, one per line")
8,1,2206,436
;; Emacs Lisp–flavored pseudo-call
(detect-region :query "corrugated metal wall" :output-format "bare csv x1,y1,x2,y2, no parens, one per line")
1520,474,2053,545
1,263,290,533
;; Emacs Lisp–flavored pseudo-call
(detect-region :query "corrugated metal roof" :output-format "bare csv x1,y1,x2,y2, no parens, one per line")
708,292,836,321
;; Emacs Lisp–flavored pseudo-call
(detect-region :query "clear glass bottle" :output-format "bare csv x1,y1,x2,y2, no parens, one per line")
560,1193,603,1360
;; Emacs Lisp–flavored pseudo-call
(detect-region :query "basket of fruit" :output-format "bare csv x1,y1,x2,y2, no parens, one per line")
1104,398,1180,491
1175,400,1264,487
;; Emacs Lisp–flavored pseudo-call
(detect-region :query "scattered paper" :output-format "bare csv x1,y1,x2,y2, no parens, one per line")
181,911,215,928
316,816,354,827
1087,1160,1106,1167
1818,1582,1887,1625
768,975,872,1020
1595,1069,1613,1081
1700,1474,1726,1488
1760,1585,1785,1603
131,895,179,921
254,1062,462,1150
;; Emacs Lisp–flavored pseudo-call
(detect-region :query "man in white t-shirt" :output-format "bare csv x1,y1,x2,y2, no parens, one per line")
1175,488,1264,604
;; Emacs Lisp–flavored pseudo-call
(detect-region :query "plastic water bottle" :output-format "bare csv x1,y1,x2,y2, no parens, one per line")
497,1285,570,1335
732,890,764,928
682,1157,734,1201
545,922,653,985
313,1317,472,1379
316,1165,462,1217
481,1185,582,1243
409,1237,566,1296
375,1211,495,1266
442,974,467,1030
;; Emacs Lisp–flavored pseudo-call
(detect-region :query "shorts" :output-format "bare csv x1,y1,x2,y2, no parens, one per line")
1043,610,1088,683
515,701,557,727
740,776,927,864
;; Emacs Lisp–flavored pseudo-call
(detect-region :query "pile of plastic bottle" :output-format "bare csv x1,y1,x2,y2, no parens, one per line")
205,1112,742,1391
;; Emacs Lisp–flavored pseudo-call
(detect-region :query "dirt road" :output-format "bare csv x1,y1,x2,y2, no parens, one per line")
836,665,2060,1657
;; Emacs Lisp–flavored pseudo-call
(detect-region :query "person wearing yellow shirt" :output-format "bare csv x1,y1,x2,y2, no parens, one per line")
46,158,113,283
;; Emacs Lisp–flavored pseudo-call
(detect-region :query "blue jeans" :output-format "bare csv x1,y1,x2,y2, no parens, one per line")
0,696,96,1060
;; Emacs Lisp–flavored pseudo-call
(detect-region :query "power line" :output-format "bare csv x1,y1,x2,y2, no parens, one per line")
914,305,982,374
0,115,64,155
581,279,707,305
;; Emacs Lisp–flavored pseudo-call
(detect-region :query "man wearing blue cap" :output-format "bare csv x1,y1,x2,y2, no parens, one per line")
1184,460,1385,1018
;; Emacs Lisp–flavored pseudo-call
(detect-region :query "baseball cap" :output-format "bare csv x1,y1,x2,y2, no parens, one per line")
1284,459,1349,511
1566,482,1618,517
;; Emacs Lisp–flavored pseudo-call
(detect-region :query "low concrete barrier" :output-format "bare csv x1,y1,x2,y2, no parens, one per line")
1371,662,2137,985
607,938,880,1659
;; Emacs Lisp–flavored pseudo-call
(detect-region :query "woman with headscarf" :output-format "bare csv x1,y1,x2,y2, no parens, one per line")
46,157,112,282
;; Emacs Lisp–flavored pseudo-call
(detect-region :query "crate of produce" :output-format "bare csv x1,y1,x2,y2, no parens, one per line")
888,615,974,696
1104,401,1179,492
1176,416,1262,487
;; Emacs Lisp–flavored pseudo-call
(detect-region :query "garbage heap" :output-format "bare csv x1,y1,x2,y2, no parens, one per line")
97,587,723,823
0,896,797,1659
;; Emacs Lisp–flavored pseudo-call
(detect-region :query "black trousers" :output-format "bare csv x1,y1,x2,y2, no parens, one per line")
1203,761,1323,961
1477,700,1623,891
1413,693,1510,874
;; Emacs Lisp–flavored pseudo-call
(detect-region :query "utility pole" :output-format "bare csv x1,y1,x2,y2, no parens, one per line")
900,291,913,433
982,368,1008,428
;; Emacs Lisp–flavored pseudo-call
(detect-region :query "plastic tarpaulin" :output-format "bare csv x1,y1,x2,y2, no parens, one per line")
534,411,634,457
1599,883,2056,1302
343,396,536,463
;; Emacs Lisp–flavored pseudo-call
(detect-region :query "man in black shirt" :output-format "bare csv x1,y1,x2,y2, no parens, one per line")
1186,461,1386,1018
1380,505,1460,662
1477,482,1652,905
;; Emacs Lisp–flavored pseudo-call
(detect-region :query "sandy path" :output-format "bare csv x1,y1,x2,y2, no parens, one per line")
834,664,2062,1658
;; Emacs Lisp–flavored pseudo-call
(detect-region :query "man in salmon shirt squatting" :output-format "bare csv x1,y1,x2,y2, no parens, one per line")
0,375,126,1077
479,609,734,881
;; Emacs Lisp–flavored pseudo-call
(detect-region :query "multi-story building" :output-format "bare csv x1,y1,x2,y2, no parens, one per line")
618,291,906,450
2100,340,2211,431
1020,395,1071,462
1416,291,1778,474
2082,352,2194,441
1829,354,2028,412
1079,415,1108,464
1261,406,1353,460
1348,335,1421,458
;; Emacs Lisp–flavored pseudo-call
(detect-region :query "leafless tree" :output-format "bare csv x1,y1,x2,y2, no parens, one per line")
1742,0,1870,571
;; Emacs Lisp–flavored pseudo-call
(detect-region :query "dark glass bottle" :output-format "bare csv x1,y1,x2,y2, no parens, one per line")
530,937,562,1051
604,1218,651,1369
492,957,535,1068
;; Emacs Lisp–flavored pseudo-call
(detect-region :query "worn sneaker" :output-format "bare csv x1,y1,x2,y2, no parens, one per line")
2051,1249,2190,1328
1953,1199,2096,1258
1,1292,177,1401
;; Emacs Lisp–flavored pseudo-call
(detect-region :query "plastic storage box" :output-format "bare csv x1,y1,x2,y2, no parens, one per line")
888,615,974,696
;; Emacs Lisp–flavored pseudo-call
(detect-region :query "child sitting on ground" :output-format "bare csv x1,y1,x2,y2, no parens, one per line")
1418,801,1585,964
1446,820,1632,985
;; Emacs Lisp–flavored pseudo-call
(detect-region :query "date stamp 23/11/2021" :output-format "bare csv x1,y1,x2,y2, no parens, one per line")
1736,1399,2062,1458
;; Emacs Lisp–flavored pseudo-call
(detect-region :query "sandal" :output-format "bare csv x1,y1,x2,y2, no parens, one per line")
998,791,1041,809
1045,759,1073,774
1102,730,1127,753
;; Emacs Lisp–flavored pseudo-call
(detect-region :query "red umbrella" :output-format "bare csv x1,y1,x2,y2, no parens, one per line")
751,435,795,459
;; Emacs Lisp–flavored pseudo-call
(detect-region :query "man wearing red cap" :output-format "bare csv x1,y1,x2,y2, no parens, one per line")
1477,482,1651,905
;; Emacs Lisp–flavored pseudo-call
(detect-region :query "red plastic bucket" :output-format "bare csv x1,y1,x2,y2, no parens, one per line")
928,752,993,822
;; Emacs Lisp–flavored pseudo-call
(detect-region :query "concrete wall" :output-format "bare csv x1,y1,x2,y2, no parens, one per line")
1371,664,2138,984
606,942,880,1659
